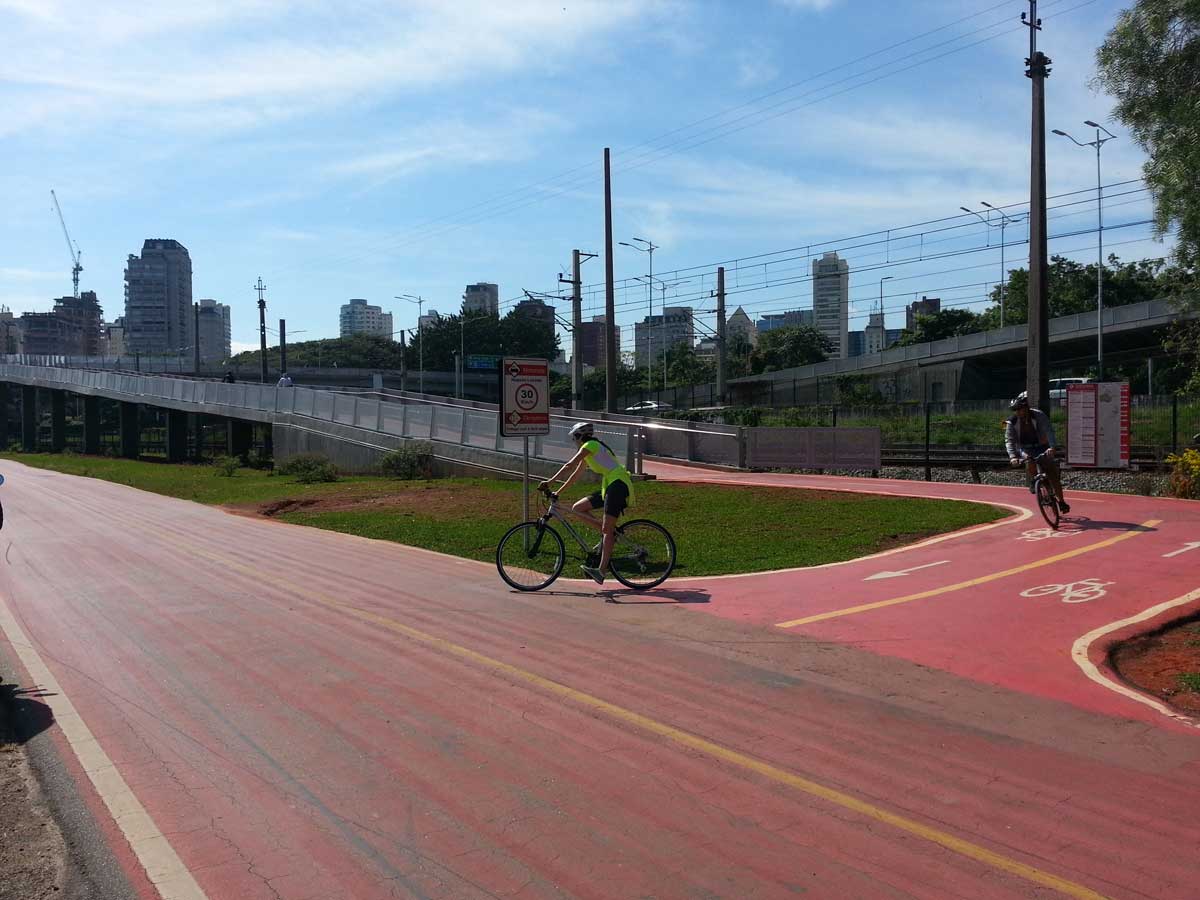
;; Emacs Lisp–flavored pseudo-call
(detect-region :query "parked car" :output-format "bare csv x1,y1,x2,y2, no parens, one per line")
623,400,673,414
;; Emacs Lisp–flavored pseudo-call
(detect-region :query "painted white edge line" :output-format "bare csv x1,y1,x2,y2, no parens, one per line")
0,594,209,900
669,496,1032,583
1071,587,1200,729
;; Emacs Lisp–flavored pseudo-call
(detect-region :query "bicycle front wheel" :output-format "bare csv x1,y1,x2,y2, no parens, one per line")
1036,480,1059,530
496,521,565,591
609,519,676,590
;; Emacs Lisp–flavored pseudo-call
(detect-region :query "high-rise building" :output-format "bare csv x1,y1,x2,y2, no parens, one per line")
195,299,231,361
0,307,20,355
906,295,942,330
462,283,499,316
726,306,758,348
577,315,620,368
634,306,694,367
513,297,555,336
124,239,193,354
340,298,394,339
757,309,814,332
19,312,84,356
864,311,887,355
812,251,849,359
53,291,104,356
104,318,127,357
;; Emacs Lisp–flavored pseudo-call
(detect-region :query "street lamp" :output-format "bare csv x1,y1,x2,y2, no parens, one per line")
619,237,658,388
397,294,424,393
962,203,1026,328
1052,120,1117,380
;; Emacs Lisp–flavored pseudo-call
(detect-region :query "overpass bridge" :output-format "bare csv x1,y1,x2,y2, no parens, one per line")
0,364,644,479
712,298,1189,407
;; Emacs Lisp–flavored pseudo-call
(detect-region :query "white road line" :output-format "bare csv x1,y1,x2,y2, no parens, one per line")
1071,587,1200,729
0,594,209,900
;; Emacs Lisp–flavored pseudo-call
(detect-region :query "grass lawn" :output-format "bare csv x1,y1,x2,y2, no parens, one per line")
1,452,1009,577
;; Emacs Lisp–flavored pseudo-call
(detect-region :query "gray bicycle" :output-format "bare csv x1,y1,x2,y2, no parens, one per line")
496,486,676,592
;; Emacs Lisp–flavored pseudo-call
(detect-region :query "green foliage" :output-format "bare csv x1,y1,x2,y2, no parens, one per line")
1178,673,1200,693
665,344,716,388
212,455,239,477
1167,447,1200,499
406,309,560,372
1095,0,1200,269
834,374,886,405
379,442,434,480
898,309,985,346
277,452,340,483
748,326,831,374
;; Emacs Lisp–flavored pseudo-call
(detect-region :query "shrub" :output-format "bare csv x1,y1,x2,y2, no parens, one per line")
379,442,434,480
1166,448,1200,499
277,452,339,483
212,455,239,477
245,448,273,470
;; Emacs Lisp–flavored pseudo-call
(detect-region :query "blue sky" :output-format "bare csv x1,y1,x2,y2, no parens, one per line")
0,0,1168,356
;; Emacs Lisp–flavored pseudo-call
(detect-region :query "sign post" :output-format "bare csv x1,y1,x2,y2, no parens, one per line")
1066,382,1129,468
500,357,551,522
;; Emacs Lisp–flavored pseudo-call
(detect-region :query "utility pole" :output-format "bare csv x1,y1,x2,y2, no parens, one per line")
279,318,288,375
255,276,268,384
1024,0,1052,412
603,148,617,413
716,266,727,404
193,302,201,374
559,249,597,410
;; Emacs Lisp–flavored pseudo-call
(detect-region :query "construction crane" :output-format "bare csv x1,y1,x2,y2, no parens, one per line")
50,189,83,298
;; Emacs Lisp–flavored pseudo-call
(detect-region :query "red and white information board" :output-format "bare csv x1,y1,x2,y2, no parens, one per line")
500,357,550,437
1067,382,1129,468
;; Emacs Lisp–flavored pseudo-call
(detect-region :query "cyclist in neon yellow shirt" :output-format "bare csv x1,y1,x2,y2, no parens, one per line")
539,421,634,585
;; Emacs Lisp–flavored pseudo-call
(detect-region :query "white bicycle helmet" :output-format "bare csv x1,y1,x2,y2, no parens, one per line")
568,422,594,441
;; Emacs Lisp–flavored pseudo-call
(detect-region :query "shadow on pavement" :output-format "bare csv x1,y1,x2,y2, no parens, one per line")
1067,517,1159,532
0,679,56,746
602,588,711,605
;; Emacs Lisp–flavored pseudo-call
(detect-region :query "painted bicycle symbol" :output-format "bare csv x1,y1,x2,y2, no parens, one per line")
1018,525,1083,542
1020,578,1114,604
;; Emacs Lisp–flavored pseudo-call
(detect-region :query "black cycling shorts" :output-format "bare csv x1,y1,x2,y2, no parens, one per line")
588,480,630,519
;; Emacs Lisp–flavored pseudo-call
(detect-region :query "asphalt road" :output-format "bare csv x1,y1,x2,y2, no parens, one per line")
1,460,1198,900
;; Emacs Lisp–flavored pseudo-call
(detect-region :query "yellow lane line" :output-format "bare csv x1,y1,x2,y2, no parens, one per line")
775,519,1161,629
173,535,1111,900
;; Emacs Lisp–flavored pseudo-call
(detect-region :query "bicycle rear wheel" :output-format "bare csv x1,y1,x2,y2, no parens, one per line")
496,521,565,591
1036,479,1059,530
609,520,676,590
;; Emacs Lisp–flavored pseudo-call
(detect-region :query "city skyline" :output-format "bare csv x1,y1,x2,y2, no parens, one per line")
1,1,1169,356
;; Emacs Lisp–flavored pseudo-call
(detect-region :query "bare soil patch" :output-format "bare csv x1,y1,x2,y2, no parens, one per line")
248,482,509,521
0,683,67,900
1110,616,1200,716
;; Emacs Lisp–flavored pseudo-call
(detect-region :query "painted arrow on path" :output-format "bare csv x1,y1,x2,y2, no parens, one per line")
1162,542,1200,559
863,560,950,581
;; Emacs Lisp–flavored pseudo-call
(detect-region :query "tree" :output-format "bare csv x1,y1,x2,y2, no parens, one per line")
404,309,560,371
976,254,1189,328
897,309,985,346
1095,0,1200,269
748,326,831,374
665,344,715,387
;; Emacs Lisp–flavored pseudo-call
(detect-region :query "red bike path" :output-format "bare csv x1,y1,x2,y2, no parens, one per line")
648,461,1200,732
0,459,1198,900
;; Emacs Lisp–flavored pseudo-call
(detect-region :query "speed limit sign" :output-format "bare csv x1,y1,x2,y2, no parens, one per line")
500,357,550,436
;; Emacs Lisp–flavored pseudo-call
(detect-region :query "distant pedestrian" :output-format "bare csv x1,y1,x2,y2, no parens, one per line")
222,371,236,384
277,373,294,388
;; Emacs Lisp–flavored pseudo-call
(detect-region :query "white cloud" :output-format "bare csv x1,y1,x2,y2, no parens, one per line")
0,1,663,137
